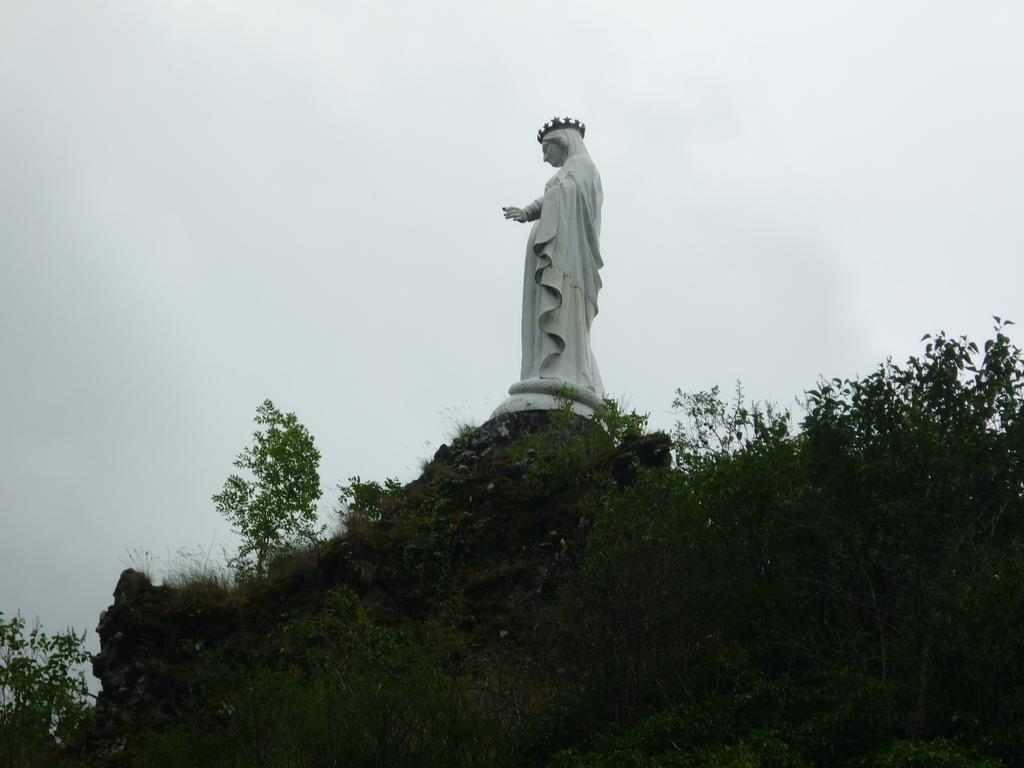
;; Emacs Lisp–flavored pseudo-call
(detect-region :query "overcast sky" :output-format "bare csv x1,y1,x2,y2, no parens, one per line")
2,0,1023,682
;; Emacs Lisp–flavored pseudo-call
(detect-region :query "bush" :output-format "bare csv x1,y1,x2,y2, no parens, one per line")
0,613,91,767
529,324,1024,765
133,588,512,768
846,739,1005,768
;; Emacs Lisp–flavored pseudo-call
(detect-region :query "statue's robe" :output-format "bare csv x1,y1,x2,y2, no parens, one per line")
520,154,604,397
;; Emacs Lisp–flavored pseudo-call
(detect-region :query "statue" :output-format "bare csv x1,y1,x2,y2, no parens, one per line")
493,117,605,417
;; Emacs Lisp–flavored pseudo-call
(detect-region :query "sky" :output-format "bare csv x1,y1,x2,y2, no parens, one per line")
2,0,1023,683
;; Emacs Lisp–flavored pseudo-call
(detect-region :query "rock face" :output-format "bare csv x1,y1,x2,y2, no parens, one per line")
422,409,669,479
419,409,570,477
92,571,184,739
90,412,672,754
91,569,245,749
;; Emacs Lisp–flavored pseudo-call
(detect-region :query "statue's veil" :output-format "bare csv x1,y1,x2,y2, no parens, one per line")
548,127,591,159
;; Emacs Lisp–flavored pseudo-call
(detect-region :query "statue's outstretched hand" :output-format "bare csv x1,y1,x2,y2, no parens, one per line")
502,206,529,223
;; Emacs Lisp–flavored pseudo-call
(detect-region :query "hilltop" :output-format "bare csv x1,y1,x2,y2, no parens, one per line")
8,327,1024,768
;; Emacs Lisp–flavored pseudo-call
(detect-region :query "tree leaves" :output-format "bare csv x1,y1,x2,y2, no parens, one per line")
0,613,90,760
213,400,323,579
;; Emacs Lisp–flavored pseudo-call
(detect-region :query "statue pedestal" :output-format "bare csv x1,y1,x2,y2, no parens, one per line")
490,378,602,419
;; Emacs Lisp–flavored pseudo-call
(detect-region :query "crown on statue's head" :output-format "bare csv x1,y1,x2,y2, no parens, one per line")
537,116,586,143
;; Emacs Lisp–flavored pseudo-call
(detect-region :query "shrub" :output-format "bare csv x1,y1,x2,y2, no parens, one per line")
0,613,91,767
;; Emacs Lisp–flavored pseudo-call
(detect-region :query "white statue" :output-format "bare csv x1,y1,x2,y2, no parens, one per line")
493,117,605,417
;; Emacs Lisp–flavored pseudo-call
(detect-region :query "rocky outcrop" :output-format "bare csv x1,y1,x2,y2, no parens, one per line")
91,570,242,746
90,412,672,756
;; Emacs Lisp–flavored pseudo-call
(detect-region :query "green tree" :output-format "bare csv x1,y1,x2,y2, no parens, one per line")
213,399,323,579
0,613,91,767
536,323,1024,766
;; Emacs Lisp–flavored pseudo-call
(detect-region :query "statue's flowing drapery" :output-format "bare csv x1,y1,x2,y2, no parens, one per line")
519,129,604,399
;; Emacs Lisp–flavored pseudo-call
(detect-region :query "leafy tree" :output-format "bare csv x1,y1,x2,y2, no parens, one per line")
518,322,1024,766
0,613,91,767
213,399,323,579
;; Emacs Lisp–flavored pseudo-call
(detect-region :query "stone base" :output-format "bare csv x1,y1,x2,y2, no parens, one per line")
489,378,603,419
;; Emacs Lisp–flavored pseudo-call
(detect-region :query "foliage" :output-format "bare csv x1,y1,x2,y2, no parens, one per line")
337,475,404,531
80,324,1024,767
120,545,233,592
132,588,513,768
161,545,234,592
118,547,159,583
592,396,649,444
507,396,648,497
531,322,1024,766
846,739,1005,768
0,614,91,768
213,400,323,580
671,381,791,471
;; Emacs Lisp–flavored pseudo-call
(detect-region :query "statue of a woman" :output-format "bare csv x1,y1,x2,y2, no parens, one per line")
495,117,605,416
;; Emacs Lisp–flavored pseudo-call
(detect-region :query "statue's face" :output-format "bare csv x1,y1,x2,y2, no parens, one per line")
542,138,568,168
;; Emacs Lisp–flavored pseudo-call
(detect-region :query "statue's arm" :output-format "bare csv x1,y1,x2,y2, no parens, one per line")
523,197,543,221
502,197,543,224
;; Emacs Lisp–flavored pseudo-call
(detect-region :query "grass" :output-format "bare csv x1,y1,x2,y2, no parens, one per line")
121,544,235,594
